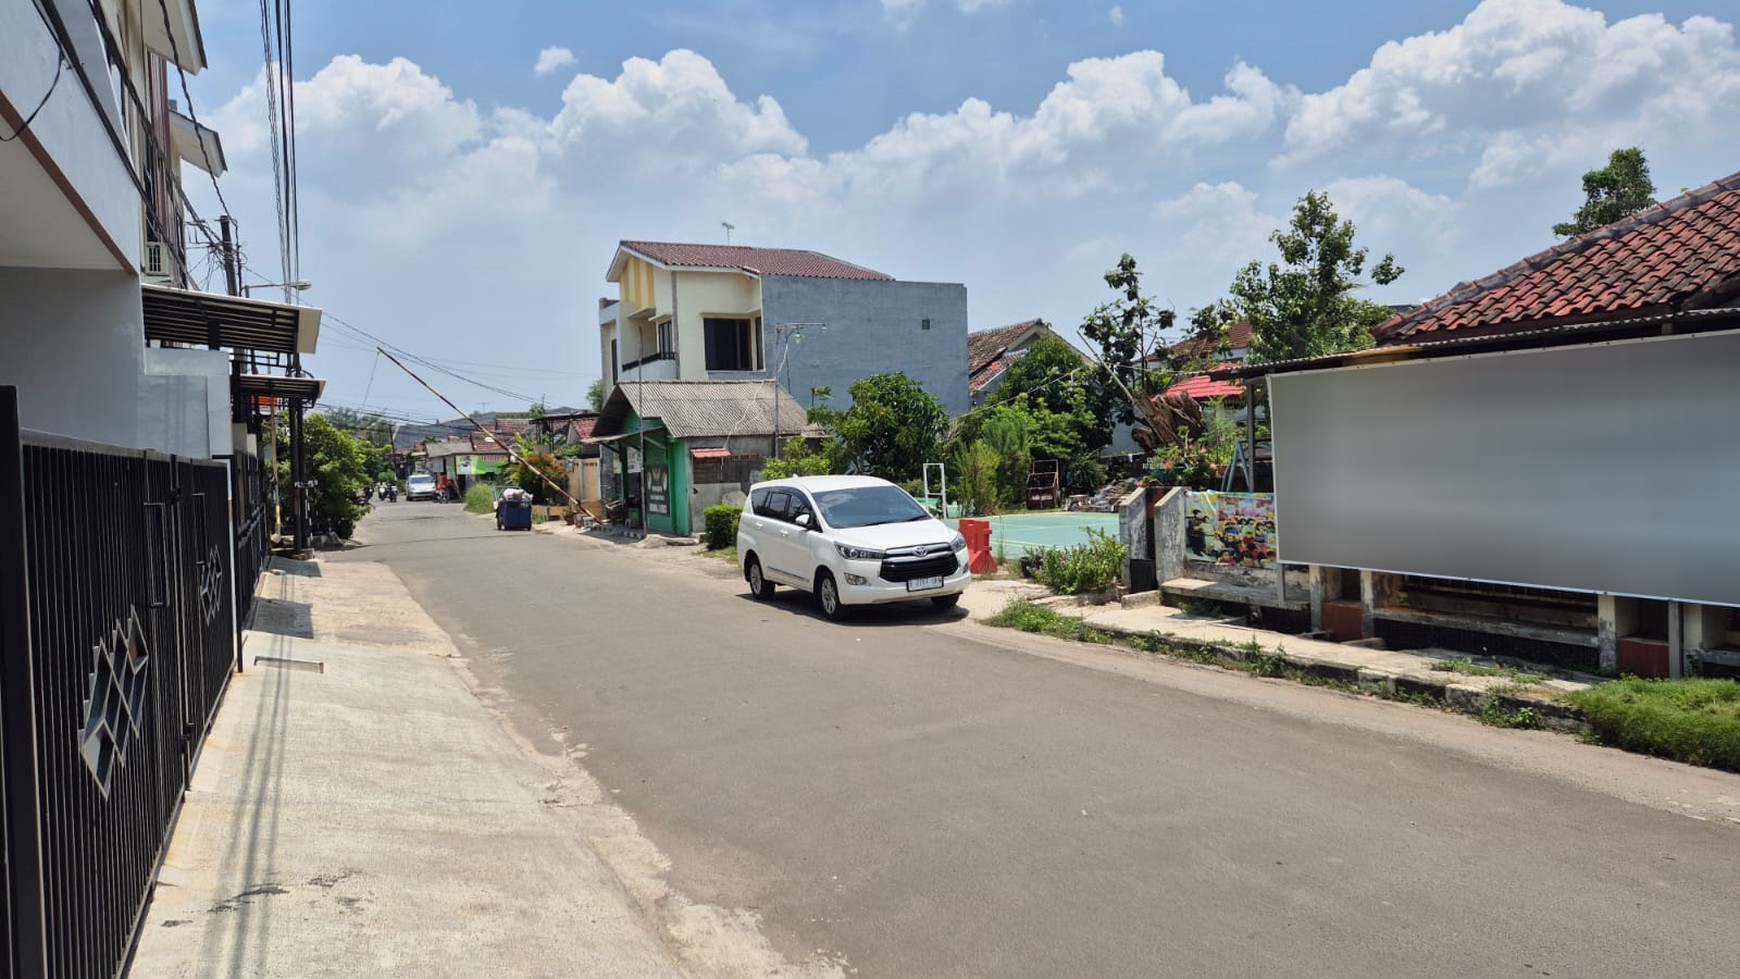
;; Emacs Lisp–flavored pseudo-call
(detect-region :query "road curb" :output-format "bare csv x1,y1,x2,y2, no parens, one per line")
1070,616,1592,735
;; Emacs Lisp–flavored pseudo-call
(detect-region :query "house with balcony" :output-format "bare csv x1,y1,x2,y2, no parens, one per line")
600,241,969,415
2,6,323,973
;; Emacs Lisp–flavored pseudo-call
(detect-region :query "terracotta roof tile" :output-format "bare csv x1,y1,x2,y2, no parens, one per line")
1162,374,1246,400
619,241,893,280
1376,172,1740,345
967,319,1048,375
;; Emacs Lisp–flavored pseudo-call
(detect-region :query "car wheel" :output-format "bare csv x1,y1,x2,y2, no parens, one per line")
930,593,961,610
745,557,775,600
816,571,847,621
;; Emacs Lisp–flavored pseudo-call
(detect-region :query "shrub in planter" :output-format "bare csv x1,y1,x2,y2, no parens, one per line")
703,504,741,551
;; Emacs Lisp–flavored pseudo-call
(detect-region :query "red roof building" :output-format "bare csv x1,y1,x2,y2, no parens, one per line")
1376,171,1740,345
614,241,893,281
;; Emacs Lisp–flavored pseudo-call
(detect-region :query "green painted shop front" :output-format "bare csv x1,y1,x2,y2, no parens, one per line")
617,409,693,536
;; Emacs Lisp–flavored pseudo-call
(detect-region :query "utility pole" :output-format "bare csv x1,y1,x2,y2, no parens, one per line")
219,216,240,296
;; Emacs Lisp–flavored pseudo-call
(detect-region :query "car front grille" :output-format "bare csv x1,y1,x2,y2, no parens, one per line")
879,550,960,583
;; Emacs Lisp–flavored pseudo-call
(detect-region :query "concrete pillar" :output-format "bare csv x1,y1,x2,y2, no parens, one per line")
1668,601,1684,679
1360,571,1404,640
1596,594,1640,673
1308,565,1343,633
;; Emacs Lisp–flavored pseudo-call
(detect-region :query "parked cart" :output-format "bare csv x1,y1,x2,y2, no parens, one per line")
495,487,534,531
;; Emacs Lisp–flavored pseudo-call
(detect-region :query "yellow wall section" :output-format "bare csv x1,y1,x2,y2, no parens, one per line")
673,272,762,378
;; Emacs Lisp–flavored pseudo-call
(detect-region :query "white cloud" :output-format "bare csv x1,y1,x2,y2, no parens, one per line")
1151,182,1281,274
1281,0,1740,188
549,49,807,165
722,52,1287,208
196,7,1740,415
533,46,576,76
1109,6,1125,27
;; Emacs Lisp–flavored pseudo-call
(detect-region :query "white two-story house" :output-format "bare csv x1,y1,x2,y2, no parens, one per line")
600,240,969,416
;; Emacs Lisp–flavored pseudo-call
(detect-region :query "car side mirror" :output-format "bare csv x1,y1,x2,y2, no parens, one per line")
794,512,812,530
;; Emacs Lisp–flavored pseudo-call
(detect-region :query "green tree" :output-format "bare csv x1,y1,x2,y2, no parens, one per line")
952,440,1000,516
831,373,948,482
1553,146,1657,238
762,435,842,479
1080,255,1177,423
277,414,371,539
988,333,1114,461
505,450,569,505
1230,190,1404,364
586,379,607,411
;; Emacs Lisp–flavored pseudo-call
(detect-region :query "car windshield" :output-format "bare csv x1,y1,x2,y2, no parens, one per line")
812,485,930,529
409,475,433,485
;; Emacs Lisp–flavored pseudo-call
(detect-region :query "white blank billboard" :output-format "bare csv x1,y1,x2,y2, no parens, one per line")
1269,330,1740,607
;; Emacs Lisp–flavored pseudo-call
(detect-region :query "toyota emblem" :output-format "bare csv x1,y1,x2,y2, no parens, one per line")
915,545,930,555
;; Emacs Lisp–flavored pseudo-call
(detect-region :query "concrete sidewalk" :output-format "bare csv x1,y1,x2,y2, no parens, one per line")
128,558,693,979
957,579,1598,729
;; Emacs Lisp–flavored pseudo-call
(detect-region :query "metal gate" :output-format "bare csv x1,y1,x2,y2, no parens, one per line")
1,388,237,979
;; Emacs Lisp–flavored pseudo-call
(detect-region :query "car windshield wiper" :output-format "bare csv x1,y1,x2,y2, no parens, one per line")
901,513,930,522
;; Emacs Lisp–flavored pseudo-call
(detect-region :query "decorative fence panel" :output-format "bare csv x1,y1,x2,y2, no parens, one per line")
1,388,237,979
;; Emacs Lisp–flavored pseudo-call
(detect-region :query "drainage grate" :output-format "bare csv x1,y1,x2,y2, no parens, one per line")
252,656,326,674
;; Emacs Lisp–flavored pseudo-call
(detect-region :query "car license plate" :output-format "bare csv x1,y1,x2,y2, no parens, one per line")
907,576,944,592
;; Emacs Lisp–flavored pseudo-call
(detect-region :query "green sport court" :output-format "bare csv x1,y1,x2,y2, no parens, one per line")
948,512,1120,552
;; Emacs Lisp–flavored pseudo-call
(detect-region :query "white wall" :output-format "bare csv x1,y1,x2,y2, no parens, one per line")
142,345,231,456
0,0,140,269
0,267,146,446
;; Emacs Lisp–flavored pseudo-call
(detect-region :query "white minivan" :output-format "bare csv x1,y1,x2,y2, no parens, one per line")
738,475,971,620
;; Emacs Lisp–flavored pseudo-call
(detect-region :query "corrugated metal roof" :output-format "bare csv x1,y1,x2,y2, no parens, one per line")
592,380,810,439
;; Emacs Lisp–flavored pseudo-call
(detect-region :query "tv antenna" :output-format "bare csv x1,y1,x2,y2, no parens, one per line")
721,221,735,244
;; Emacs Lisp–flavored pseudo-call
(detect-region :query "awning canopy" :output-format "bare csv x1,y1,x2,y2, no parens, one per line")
143,284,320,354
236,373,324,406
689,447,733,459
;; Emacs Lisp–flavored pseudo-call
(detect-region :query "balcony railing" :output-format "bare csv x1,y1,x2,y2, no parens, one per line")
619,351,678,381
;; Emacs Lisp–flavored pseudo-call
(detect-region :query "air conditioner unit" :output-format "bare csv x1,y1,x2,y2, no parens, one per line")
143,241,171,281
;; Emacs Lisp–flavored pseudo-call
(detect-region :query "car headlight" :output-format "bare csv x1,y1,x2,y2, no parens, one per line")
951,533,967,551
835,543,886,561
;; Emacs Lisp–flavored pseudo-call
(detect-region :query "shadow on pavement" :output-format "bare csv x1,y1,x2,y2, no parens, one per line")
736,590,970,628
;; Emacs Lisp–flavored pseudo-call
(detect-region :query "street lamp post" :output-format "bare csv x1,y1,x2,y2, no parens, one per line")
241,280,313,298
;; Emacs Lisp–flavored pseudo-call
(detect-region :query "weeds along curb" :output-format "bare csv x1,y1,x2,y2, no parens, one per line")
983,602,1591,736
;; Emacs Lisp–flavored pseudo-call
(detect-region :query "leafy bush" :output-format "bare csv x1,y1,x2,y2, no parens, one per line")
703,504,741,551
1033,528,1127,595
505,450,570,504
762,436,841,479
463,483,496,514
1568,678,1740,772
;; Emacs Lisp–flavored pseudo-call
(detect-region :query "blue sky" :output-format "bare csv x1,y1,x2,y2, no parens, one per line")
184,0,1740,419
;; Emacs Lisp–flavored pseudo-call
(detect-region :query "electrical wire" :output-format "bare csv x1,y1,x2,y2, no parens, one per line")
152,0,232,221
0,44,63,142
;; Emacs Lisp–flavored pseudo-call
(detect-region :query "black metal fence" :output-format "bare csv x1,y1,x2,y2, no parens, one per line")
1,388,238,979
225,451,270,636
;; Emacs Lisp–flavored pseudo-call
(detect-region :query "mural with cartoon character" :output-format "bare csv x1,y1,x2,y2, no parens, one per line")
1185,492,1279,570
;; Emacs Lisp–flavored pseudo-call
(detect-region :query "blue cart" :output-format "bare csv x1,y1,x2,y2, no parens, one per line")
495,489,534,531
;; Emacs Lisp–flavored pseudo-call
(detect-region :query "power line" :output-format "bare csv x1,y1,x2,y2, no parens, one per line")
152,0,232,220
0,33,63,142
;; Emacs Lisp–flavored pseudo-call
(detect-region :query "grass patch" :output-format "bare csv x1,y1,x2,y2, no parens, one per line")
705,545,738,563
463,484,495,514
1475,702,1543,729
984,600,1114,644
1428,656,1547,684
1568,678,1740,772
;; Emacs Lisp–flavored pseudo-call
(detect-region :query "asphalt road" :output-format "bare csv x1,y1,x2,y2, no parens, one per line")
337,503,1740,979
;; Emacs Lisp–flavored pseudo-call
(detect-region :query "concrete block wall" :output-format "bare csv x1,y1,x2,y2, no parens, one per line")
758,276,969,417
